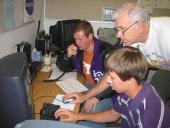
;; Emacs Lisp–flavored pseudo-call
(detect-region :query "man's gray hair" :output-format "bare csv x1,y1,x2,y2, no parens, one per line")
114,3,150,24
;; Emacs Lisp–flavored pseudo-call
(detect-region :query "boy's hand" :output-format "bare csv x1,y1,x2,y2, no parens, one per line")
54,108,80,122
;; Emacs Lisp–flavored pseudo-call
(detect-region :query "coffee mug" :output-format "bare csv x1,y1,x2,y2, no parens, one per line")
44,55,51,65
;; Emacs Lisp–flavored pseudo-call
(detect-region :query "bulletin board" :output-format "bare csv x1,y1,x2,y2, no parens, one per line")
0,0,23,33
0,0,34,33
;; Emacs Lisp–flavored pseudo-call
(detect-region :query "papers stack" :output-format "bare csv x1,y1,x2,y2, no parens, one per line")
56,78,88,93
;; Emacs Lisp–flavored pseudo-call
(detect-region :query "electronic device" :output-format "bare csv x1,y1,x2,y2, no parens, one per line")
17,41,31,63
62,97,75,104
35,38,46,55
0,52,33,128
35,34,52,55
40,103,60,120
49,19,81,51
29,61,42,78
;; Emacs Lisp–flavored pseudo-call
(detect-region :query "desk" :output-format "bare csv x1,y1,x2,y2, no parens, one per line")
31,67,80,120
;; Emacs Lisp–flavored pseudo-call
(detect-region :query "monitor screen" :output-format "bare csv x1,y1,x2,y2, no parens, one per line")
0,52,33,128
50,19,81,51
63,22,78,46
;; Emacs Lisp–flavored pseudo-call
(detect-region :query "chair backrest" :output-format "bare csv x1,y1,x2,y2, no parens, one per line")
97,27,118,45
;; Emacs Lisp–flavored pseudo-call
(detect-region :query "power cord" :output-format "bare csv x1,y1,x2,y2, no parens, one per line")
43,72,65,82
33,95,64,104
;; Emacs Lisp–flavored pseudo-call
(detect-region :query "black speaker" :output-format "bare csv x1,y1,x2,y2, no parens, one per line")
35,31,52,55
35,39,46,55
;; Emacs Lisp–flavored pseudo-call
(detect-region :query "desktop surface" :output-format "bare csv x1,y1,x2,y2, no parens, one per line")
31,65,80,120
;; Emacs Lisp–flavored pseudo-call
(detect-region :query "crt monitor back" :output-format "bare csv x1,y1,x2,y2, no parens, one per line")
0,52,32,128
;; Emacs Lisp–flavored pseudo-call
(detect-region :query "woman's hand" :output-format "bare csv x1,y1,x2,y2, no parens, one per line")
83,97,99,112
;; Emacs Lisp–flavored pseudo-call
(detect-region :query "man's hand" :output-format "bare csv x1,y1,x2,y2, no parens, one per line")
67,44,78,57
54,108,80,122
63,92,86,104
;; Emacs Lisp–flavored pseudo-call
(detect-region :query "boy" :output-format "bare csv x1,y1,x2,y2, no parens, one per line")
55,46,170,128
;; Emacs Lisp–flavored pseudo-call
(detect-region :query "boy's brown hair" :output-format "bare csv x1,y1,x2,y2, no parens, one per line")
105,46,148,84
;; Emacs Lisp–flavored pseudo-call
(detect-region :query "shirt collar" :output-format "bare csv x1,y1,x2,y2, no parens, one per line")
129,82,150,109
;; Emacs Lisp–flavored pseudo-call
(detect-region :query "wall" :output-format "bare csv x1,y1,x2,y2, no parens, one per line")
46,0,136,21
0,0,4,32
44,0,170,36
0,0,44,58
152,8,170,17
1,0,169,59
44,19,114,37
44,0,136,36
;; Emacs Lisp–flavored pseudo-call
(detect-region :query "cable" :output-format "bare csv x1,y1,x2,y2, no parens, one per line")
33,96,64,104
43,72,65,82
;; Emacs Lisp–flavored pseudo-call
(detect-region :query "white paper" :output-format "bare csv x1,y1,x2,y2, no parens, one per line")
49,64,77,80
56,78,88,93
52,94,75,111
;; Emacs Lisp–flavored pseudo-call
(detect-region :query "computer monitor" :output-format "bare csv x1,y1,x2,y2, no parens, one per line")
49,19,81,51
0,52,33,128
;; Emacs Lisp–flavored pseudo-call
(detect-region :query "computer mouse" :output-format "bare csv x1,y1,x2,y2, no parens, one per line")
62,97,75,104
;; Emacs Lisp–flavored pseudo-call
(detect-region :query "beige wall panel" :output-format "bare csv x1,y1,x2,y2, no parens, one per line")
152,8,170,17
46,0,136,20
0,0,5,32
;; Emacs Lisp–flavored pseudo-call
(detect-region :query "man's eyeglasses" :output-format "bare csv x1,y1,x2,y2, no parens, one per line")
114,21,138,35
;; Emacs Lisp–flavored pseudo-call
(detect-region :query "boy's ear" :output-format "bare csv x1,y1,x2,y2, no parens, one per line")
88,33,93,40
128,77,137,85
126,78,132,85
